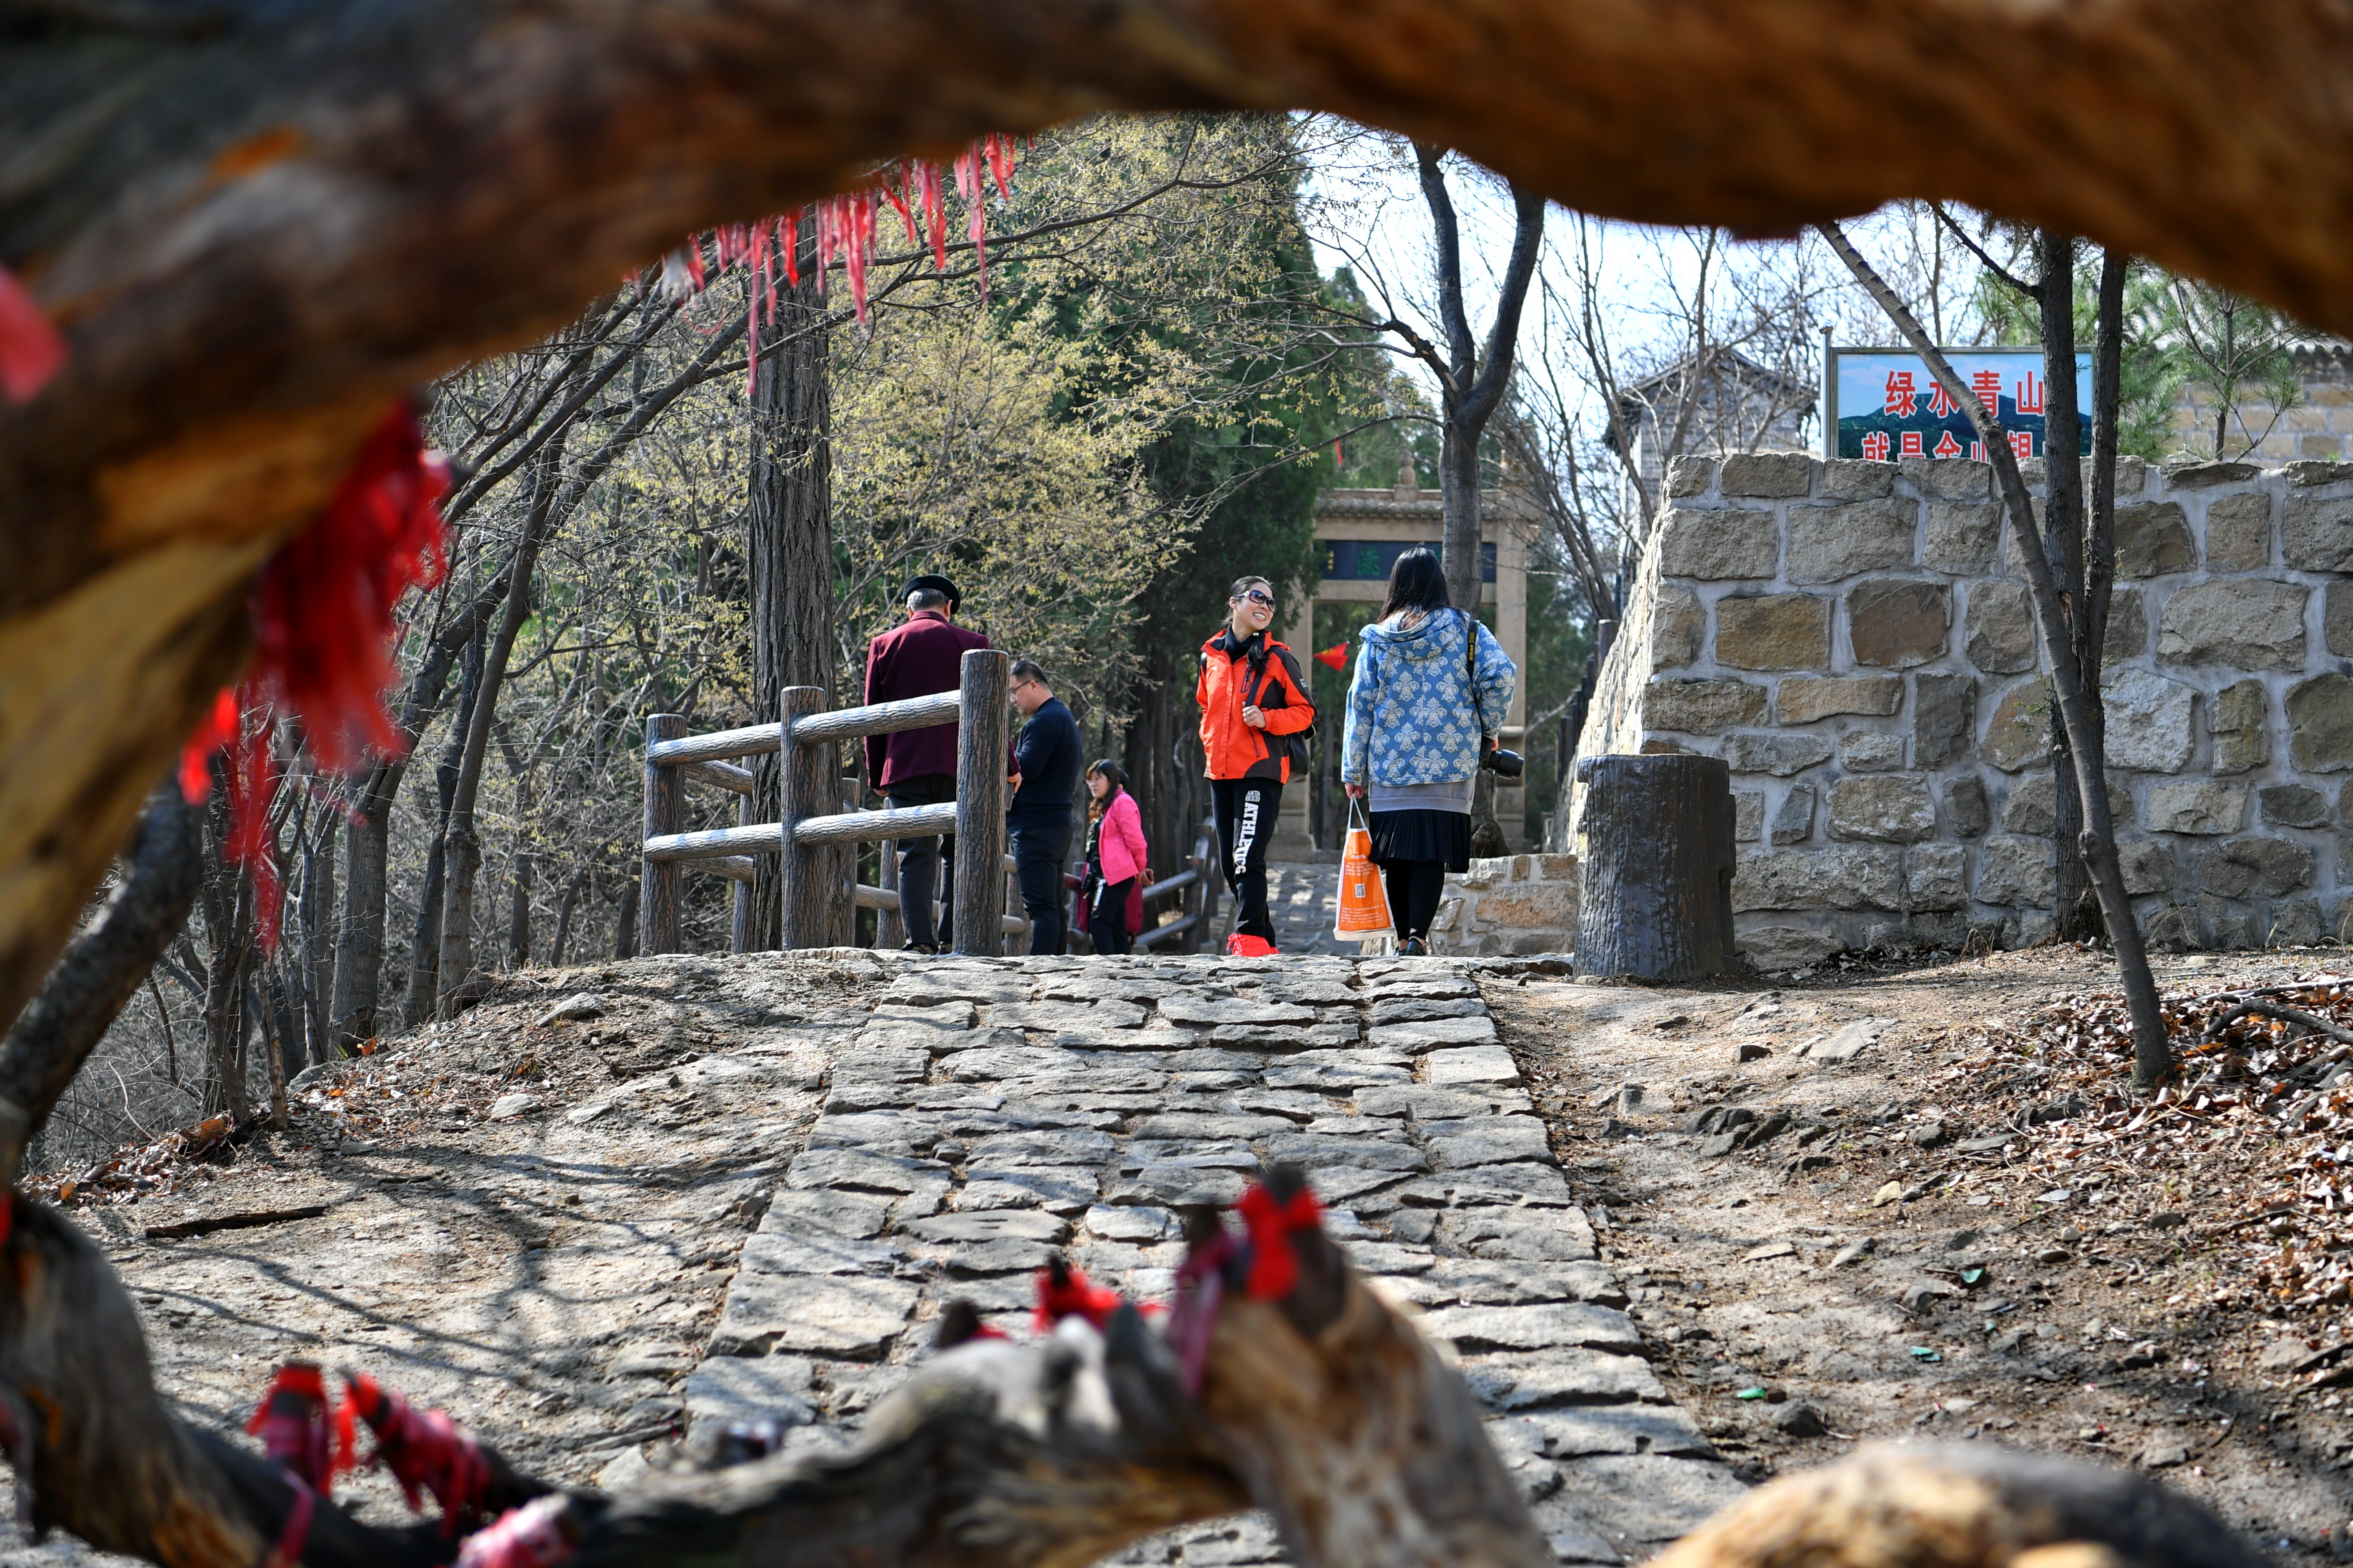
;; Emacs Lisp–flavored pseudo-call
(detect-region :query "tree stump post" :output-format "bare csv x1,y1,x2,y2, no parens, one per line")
778,687,832,950
1573,754,1738,982
953,650,1010,957
640,714,684,955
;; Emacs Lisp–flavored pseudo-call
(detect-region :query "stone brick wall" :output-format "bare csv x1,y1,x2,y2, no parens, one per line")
1569,451,2353,970
1433,854,1579,956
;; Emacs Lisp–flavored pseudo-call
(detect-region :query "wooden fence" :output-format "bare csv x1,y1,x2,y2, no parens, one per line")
639,648,1017,955
639,648,1224,957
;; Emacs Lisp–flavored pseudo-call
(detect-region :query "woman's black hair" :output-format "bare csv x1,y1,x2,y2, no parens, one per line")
1086,759,1127,817
1379,546,1451,621
1228,575,1273,601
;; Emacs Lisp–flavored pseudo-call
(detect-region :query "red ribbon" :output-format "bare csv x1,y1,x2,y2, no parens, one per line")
341,1372,489,1534
1034,1265,1125,1333
245,1363,355,1493
1235,1182,1321,1301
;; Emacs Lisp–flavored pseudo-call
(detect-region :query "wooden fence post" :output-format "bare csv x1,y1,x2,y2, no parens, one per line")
730,789,753,955
641,714,684,955
777,686,831,950
952,649,1009,957
878,837,903,950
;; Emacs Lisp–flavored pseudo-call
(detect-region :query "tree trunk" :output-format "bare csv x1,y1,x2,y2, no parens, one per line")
1821,221,2171,1088
551,867,588,965
0,784,202,1187
300,816,336,1064
402,632,480,1028
749,273,836,953
202,866,253,1126
2038,230,2101,942
21,0,2353,1055
507,842,535,970
1571,755,1738,981
613,878,641,960
439,440,568,1015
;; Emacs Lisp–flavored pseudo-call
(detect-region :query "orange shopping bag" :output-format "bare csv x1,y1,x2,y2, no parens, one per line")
1333,801,1394,940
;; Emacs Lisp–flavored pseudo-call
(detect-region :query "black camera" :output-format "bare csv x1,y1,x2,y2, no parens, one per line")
1479,738,1525,779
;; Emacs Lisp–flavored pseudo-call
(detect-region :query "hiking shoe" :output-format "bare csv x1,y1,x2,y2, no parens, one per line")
1398,937,1430,956
1225,933,1279,959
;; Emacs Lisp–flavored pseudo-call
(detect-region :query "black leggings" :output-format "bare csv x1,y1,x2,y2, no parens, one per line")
1211,778,1280,941
1091,876,1136,955
1380,859,1449,942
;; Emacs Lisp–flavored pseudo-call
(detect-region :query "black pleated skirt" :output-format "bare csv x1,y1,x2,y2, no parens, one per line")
1367,808,1472,872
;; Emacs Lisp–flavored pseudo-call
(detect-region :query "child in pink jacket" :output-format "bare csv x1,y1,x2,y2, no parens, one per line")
1083,760,1149,955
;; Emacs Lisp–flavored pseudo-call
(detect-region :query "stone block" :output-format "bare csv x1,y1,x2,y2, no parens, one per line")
2114,456,2150,495
2157,579,2307,670
2143,904,2202,952
1734,790,1764,842
1820,459,1896,499
2287,456,2353,481
2327,582,2353,658
2205,491,2272,570
1650,584,1704,669
1786,500,1914,584
2211,679,2270,774
1905,843,1968,911
2272,899,2328,947
2283,494,2353,571
1737,924,1841,970
1982,677,2053,772
710,1273,923,1359
1976,835,2055,908
2103,668,2199,773
1718,730,1832,775
1943,774,1990,837
1665,456,1718,498
1423,1045,1522,1086
2114,502,2197,577
1963,579,2037,673
1923,501,2000,572
2165,460,2259,488
2000,771,2129,836
1827,775,1937,843
2199,836,2315,899
1847,578,1951,667
2261,784,2330,828
1715,592,1832,669
2147,780,2249,835
1731,846,1904,912
1642,678,1767,736
1777,675,1901,723
2118,838,2178,896
1719,452,1816,498
1658,508,1777,579
1913,673,1978,767
2288,673,2353,771
1476,885,1578,928
1899,458,1991,499
1840,731,1905,771
1769,784,1816,845
2105,588,2148,664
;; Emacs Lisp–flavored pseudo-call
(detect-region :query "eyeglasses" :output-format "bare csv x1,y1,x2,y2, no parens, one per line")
1239,589,1275,607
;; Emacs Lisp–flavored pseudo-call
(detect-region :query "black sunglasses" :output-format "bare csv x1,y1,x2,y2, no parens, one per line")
1237,589,1275,607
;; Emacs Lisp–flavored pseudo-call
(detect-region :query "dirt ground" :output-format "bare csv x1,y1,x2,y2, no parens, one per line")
1487,945,2353,1567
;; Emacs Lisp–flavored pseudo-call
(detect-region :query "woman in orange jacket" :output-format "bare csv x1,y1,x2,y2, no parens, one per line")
1196,575,1316,956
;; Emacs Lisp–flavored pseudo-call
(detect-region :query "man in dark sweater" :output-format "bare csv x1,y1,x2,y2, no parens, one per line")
862,575,989,950
1007,659,1081,956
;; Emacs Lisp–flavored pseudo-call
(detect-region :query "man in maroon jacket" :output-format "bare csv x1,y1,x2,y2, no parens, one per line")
864,575,990,950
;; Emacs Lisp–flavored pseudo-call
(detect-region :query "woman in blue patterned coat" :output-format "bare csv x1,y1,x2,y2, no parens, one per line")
1340,548,1518,954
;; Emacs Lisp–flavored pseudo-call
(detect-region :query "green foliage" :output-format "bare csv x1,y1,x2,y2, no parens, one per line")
1974,250,2180,462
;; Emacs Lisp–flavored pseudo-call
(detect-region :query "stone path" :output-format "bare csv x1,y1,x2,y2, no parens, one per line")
686,951,1744,1565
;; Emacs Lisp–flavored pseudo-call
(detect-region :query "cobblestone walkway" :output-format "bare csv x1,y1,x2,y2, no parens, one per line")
690,952,1743,1565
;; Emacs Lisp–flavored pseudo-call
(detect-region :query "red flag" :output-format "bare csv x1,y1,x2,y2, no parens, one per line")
1314,642,1348,671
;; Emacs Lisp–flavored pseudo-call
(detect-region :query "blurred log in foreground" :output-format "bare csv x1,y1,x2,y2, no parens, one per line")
9,0,2353,1031
0,1164,2278,1568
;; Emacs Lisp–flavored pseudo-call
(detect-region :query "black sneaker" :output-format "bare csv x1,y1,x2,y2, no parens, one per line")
1399,937,1430,956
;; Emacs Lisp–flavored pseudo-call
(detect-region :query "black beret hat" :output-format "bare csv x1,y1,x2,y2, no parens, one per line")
901,574,961,612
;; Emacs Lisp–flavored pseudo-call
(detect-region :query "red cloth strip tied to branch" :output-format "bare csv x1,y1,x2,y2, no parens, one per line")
340,1370,491,1533
457,1495,577,1568
0,264,67,404
176,404,450,950
246,1362,357,1493
1035,1257,1125,1332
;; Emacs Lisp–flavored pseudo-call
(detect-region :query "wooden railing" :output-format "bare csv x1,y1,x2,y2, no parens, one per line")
639,649,1015,955
1134,818,1217,952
